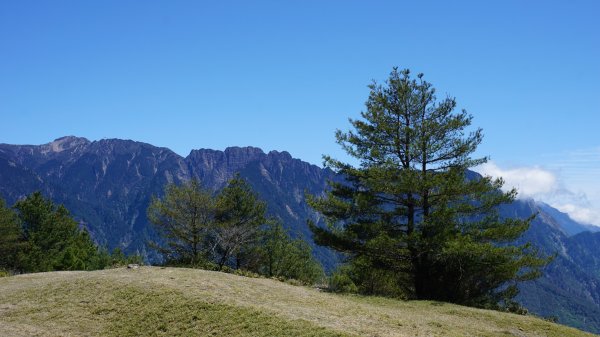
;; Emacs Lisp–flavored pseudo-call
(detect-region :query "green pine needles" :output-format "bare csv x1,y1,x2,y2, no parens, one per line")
308,68,549,309
148,175,324,284
0,192,133,274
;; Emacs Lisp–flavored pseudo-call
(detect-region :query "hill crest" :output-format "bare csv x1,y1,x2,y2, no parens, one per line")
0,267,593,337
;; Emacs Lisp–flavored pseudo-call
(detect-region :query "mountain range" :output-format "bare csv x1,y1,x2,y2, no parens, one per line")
1,136,600,333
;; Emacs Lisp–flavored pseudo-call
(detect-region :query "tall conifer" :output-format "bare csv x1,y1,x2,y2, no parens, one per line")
309,68,548,308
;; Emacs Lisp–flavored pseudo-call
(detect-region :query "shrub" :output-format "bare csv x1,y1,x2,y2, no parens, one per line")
329,267,358,293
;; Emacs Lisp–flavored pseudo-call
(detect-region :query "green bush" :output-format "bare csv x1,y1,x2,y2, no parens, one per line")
257,221,325,285
328,258,410,298
233,269,261,278
329,267,358,293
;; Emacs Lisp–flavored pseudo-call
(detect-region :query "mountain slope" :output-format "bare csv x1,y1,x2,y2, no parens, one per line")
0,267,593,337
537,202,600,236
518,229,600,332
500,199,600,333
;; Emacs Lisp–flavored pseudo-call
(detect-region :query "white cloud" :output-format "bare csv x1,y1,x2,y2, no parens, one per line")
476,162,557,197
475,161,600,227
553,203,600,225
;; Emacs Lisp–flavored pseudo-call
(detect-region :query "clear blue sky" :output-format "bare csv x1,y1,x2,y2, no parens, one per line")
1,1,599,223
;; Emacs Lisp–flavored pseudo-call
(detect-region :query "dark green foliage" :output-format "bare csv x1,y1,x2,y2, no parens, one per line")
308,68,549,307
15,192,91,271
214,175,267,270
257,221,324,284
328,266,358,293
329,256,409,297
4,192,113,272
107,247,144,267
0,198,22,272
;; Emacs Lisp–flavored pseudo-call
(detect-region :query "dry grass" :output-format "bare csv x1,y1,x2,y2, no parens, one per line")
0,267,594,337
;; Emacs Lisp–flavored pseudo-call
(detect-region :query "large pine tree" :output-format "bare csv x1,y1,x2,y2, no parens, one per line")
309,68,548,308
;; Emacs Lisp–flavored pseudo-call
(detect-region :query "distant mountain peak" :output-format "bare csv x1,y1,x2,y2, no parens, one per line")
223,146,266,159
268,150,293,160
536,201,600,236
52,135,89,142
42,136,90,154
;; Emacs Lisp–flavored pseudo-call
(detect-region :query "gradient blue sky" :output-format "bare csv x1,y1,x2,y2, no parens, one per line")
1,1,599,223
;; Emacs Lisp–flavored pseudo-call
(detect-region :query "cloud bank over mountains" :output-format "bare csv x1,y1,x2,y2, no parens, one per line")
476,161,600,227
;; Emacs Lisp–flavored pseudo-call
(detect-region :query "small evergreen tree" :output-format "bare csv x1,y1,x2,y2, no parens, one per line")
258,221,324,284
14,192,106,272
107,247,144,267
308,68,548,308
147,180,216,266
214,175,267,270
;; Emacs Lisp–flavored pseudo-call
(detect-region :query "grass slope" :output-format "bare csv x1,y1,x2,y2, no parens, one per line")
0,267,594,337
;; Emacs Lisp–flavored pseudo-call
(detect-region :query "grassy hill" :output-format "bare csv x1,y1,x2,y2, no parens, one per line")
0,267,594,337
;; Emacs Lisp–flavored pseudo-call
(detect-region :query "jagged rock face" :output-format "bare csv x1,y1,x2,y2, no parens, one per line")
1,137,600,332
187,147,264,187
